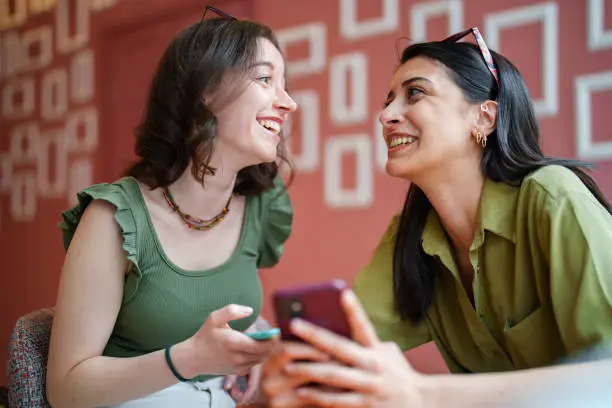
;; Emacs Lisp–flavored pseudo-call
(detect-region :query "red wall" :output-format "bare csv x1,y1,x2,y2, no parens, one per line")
2,0,612,386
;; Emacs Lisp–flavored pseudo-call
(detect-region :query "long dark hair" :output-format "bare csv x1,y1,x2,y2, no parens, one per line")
393,41,612,324
124,18,291,195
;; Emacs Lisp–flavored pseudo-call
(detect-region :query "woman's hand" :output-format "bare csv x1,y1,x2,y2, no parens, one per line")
261,341,331,407
262,289,425,408
223,364,263,405
174,305,278,379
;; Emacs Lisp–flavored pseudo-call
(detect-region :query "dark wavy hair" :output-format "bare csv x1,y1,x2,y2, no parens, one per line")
124,18,292,196
392,41,612,324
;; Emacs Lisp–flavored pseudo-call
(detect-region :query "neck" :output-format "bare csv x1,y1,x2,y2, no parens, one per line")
415,161,485,252
166,164,238,219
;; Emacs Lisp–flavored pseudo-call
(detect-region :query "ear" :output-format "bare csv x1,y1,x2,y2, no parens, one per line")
201,93,218,113
476,100,497,136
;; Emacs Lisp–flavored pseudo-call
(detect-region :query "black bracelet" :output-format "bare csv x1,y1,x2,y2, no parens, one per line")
164,345,190,382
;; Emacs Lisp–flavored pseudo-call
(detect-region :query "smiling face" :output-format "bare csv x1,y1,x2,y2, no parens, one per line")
379,56,483,182
210,38,297,170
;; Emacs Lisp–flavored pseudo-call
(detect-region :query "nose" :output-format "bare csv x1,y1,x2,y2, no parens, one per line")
274,88,298,113
379,103,405,127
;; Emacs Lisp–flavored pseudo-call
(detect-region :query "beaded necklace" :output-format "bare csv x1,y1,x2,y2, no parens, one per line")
162,187,232,230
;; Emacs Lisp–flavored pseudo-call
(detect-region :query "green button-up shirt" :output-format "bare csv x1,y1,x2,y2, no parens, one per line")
354,165,612,373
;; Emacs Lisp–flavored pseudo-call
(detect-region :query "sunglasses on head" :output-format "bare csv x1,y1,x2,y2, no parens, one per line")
200,5,237,22
189,5,238,49
442,27,499,85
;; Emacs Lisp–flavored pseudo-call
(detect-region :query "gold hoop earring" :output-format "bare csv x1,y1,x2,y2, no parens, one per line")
480,133,487,148
471,129,487,148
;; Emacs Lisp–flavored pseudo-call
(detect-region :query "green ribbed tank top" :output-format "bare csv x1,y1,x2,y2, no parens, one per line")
59,176,292,381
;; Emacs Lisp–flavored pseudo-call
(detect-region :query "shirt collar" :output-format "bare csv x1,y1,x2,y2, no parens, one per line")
422,178,519,259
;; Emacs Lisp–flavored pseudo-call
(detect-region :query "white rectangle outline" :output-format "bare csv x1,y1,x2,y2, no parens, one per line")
575,71,612,161
484,2,559,117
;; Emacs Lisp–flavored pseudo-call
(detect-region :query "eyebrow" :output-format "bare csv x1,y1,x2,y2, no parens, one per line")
249,61,274,70
386,76,433,100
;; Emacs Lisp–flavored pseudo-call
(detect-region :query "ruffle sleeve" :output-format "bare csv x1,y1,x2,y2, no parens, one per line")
257,175,293,268
59,181,138,273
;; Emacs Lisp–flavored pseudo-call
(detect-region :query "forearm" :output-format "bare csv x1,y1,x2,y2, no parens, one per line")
421,358,612,408
48,341,195,408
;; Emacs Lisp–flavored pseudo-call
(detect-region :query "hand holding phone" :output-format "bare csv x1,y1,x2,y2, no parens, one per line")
272,279,351,342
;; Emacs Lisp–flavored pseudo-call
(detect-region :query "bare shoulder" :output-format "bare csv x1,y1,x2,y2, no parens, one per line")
65,199,128,273
73,199,122,240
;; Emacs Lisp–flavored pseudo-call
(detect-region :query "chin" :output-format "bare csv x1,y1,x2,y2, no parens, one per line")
253,149,278,165
385,161,414,180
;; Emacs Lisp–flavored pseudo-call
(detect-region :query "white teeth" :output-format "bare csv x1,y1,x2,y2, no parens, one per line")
258,119,281,134
388,136,415,148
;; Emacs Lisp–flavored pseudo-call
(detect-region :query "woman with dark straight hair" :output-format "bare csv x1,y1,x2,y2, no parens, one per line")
260,27,612,407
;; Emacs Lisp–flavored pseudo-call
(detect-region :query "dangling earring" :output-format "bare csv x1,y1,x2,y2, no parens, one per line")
480,132,487,148
471,128,487,148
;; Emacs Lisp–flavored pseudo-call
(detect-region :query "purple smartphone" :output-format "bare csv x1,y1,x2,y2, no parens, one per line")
272,279,352,341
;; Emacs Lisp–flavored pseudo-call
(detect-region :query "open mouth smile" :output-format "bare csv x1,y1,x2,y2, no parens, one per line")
387,135,417,152
258,119,281,134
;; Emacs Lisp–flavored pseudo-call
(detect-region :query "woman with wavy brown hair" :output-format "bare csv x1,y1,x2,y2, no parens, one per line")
46,6,296,408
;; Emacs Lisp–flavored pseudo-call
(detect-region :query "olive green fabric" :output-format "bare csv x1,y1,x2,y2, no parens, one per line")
60,175,292,380
355,165,612,373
